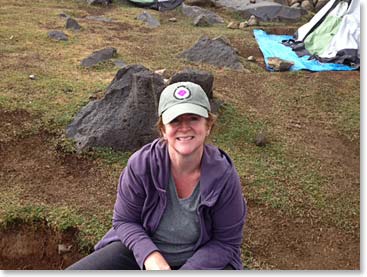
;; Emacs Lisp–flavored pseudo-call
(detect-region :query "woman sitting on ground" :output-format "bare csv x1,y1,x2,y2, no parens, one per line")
67,81,247,270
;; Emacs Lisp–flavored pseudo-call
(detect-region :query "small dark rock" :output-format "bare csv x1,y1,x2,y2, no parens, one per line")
136,11,160,28
254,132,268,147
80,47,117,68
66,17,81,30
48,30,68,41
87,0,112,5
193,14,212,27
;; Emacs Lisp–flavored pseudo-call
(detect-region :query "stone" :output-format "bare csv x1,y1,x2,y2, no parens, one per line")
267,57,294,71
87,0,112,5
193,14,212,27
178,35,245,71
168,17,177,22
48,30,68,41
227,21,239,29
136,11,160,28
80,47,117,68
181,3,224,24
247,56,256,62
254,132,267,147
58,244,72,255
65,17,81,30
66,64,166,152
154,68,167,77
212,0,307,22
29,74,36,80
247,15,258,26
239,21,248,29
301,0,314,11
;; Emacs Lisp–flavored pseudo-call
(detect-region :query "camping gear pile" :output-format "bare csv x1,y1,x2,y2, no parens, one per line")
255,0,359,71
284,0,360,67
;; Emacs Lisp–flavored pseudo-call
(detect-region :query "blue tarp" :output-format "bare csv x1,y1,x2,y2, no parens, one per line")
253,29,357,72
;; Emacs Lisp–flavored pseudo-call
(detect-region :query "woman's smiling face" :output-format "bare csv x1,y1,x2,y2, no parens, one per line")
162,114,210,158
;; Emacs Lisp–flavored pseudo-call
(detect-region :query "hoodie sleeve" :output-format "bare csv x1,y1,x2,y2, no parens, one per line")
112,165,160,269
180,169,247,270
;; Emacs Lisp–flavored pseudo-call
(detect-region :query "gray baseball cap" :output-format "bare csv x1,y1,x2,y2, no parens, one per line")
158,82,211,124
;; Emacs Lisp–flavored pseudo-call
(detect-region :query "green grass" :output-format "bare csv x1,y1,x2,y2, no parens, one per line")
213,104,350,226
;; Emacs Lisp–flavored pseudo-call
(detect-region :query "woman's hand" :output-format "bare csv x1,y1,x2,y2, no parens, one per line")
144,251,171,270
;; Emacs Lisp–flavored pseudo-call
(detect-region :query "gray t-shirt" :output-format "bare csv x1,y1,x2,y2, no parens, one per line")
151,175,201,266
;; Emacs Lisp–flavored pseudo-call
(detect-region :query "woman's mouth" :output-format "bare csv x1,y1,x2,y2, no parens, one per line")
177,136,194,141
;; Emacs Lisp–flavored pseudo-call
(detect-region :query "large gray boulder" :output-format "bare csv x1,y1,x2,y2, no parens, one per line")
66,64,166,151
181,3,224,24
178,36,245,71
212,0,306,21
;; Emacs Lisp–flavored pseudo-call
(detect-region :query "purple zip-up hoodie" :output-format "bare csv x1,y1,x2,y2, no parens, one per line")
94,138,247,270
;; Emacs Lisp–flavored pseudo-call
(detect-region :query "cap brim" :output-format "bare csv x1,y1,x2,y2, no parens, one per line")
162,103,208,124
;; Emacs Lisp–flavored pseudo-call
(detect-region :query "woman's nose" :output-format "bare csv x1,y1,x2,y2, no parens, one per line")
178,119,191,129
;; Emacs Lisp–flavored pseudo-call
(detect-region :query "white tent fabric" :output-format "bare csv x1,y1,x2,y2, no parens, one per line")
322,0,359,58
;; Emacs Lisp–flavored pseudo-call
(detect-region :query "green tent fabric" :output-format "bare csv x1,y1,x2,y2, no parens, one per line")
304,15,342,55
304,0,348,55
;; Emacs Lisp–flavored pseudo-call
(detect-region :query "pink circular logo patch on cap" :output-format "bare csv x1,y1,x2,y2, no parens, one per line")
173,86,191,100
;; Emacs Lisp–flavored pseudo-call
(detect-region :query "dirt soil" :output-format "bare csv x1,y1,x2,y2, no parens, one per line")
0,221,83,270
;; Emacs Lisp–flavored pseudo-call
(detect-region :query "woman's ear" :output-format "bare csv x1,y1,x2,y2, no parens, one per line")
161,127,167,140
206,125,211,136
